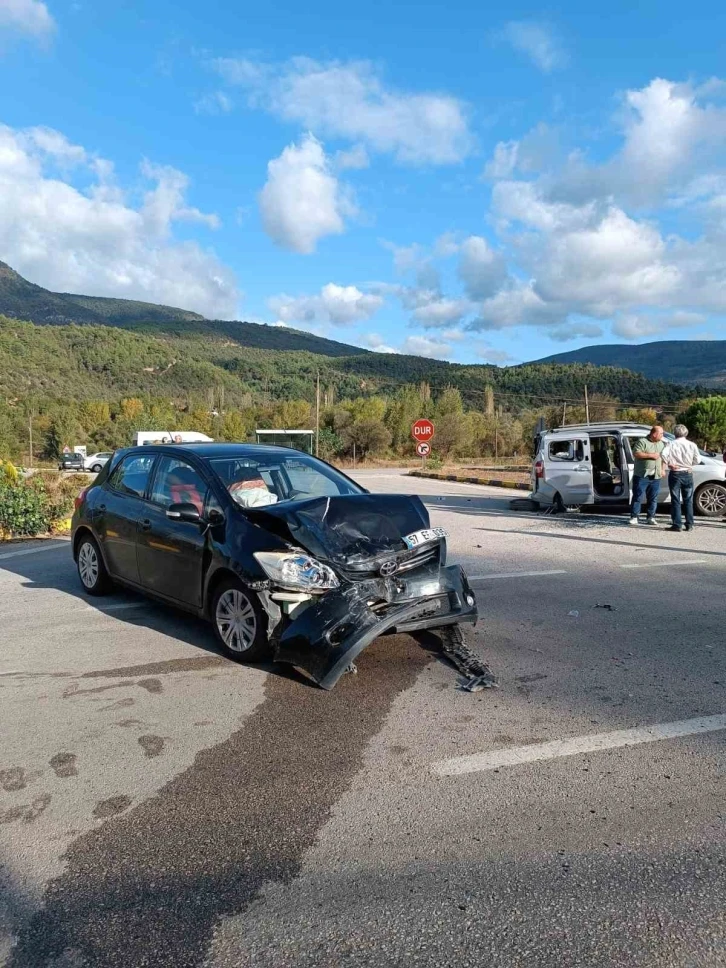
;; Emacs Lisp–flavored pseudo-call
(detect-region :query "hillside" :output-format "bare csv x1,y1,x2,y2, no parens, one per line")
0,314,702,409
534,340,726,387
0,261,368,358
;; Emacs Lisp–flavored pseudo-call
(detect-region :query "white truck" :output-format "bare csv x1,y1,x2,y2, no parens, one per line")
132,431,214,446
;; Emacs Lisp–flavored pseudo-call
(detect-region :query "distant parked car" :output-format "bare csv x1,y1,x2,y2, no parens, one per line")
84,452,113,473
58,452,85,472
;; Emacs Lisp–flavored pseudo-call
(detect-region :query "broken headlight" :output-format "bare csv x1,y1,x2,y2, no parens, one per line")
253,551,339,592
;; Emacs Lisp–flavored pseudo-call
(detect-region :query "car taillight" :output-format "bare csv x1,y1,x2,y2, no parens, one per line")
534,460,544,479
74,487,89,511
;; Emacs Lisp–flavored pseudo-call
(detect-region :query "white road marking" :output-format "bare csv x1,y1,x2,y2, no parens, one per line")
469,569,567,580
432,713,726,777
0,542,69,561
620,559,709,570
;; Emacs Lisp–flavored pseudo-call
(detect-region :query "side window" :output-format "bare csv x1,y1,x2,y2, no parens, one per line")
150,457,208,514
548,440,585,462
107,455,156,498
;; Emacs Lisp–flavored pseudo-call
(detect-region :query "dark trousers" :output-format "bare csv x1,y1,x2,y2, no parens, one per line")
668,470,694,529
631,475,660,519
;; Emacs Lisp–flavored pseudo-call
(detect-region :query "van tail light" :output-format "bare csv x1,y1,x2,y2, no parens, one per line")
534,460,544,479
74,487,89,511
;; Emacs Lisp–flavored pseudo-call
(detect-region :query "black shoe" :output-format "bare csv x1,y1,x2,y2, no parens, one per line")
668,525,683,532
685,525,693,532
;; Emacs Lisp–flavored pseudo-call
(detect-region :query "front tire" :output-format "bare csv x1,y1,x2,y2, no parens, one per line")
211,578,270,661
91,463,103,473
76,534,112,596
695,483,726,517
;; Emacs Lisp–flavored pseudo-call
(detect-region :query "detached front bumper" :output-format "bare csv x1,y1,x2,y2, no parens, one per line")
274,563,477,690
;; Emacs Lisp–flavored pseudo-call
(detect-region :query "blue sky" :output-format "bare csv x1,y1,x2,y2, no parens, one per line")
2,0,726,365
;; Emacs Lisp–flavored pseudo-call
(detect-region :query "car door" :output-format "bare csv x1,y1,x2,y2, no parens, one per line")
94,453,157,583
136,455,210,607
544,435,594,505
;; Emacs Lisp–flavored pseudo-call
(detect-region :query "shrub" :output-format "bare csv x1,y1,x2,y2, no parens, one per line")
0,471,78,538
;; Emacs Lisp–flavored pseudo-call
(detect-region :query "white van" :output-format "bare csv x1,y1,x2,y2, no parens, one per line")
531,422,726,517
132,431,214,446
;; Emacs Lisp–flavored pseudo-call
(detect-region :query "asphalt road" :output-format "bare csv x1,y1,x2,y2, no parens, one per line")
2,470,726,967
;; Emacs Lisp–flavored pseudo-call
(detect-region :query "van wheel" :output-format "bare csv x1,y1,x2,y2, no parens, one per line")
554,493,581,514
211,579,270,661
694,483,726,517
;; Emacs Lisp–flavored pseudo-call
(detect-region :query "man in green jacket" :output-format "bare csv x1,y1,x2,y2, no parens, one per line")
629,426,666,526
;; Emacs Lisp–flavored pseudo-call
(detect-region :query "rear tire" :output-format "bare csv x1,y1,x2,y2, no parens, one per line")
76,534,112,596
554,492,581,514
695,483,726,517
91,463,103,473
211,578,270,661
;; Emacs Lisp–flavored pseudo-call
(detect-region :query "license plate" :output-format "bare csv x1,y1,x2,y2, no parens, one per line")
402,527,448,549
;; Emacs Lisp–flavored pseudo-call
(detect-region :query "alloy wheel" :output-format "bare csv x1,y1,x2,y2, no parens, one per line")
78,542,99,589
698,485,726,515
215,588,257,653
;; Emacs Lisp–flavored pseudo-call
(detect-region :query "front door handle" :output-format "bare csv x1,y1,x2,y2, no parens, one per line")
140,519,152,532
98,504,107,512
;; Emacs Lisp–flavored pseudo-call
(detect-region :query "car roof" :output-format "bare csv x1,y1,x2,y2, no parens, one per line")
546,423,652,436
121,442,312,459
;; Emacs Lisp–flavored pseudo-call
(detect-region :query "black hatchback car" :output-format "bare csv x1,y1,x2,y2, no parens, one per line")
72,444,477,689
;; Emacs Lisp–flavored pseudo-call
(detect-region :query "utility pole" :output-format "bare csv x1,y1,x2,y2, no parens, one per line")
315,370,320,457
29,413,34,469
584,384,590,425
562,401,567,426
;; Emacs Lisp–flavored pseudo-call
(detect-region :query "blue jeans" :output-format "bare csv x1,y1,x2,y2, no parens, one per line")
631,475,660,519
668,470,694,529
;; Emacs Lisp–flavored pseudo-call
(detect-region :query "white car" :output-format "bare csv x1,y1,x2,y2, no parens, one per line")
83,452,113,473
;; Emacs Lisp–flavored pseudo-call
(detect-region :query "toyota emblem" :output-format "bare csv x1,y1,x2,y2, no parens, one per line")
379,559,398,577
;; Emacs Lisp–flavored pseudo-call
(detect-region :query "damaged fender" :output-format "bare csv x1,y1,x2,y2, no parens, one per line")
274,563,477,690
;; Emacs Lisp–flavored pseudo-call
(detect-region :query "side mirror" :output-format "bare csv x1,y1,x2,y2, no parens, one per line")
166,502,202,524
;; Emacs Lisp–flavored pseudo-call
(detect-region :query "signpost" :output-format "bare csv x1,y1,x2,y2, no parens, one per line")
411,419,435,467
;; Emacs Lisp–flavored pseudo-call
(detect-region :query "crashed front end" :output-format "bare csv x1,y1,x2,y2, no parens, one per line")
247,494,478,690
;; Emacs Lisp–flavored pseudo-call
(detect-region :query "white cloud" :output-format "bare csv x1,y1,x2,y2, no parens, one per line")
212,56,472,164
361,333,399,354
457,235,507,300
258,134,354,254
548,322,604,342
268,283,383,327
400,334,452,359
475,344,516,364
194,90,233,115
433,232,460,258
334,144,369,171
612,310,705,340
501,21,566,73
0,0,54,39
0,123,238,318
411,296,472,328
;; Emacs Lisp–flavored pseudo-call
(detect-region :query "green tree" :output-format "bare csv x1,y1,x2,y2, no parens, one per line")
343,419,391,458
317,427,343,460
221,411,249,442
680,397,726,449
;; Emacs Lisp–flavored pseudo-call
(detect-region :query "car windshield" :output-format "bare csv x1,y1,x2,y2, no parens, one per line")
209,454,363,509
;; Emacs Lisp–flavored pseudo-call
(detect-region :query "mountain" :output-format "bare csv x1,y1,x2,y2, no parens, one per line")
0,314,701,409
0,261,713,410
0,261,368,358
534,340,726,388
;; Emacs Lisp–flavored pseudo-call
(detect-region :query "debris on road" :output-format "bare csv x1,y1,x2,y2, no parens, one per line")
568,610,580,617
594,603,617,611
438,625,498,690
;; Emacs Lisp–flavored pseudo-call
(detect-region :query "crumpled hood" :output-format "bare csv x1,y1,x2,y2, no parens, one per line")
245,493,430,568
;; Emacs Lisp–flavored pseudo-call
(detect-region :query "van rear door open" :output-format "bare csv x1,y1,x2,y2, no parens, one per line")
543,434,594,506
